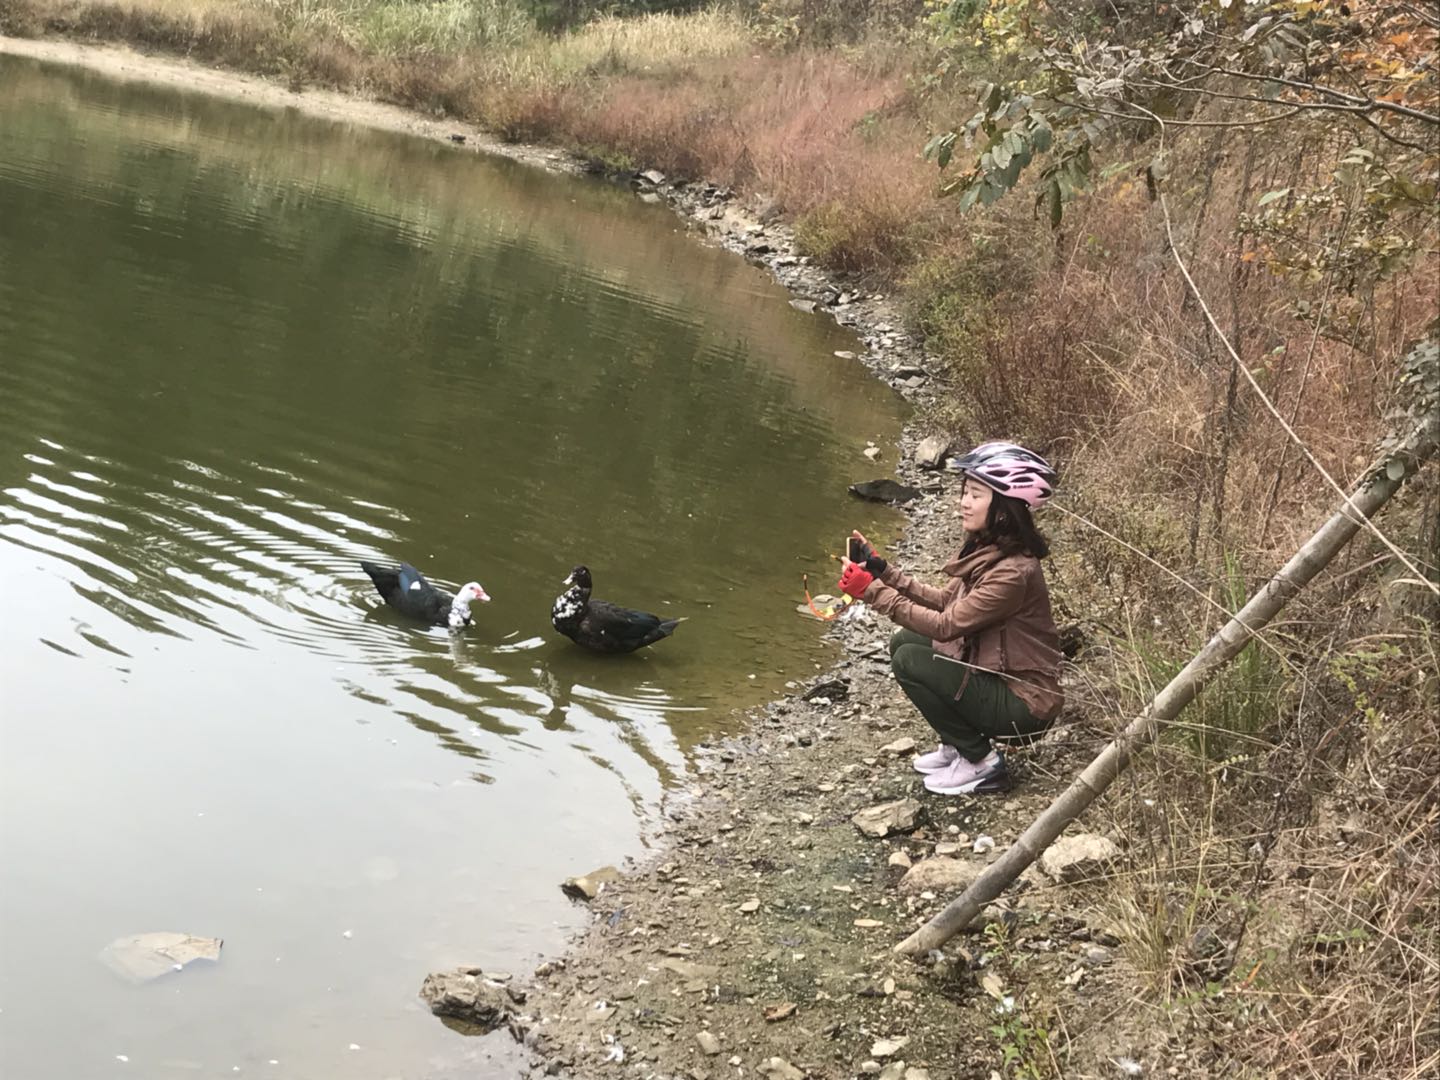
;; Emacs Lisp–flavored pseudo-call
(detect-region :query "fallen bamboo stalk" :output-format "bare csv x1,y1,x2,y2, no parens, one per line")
895,387,1439,957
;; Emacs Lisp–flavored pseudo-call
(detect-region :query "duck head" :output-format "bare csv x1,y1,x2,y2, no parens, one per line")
447,581,491,631
562,565,593,592
458,581,492,605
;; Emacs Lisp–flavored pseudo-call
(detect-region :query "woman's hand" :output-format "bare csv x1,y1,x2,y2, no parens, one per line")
850,530,887,576
837,560,875,599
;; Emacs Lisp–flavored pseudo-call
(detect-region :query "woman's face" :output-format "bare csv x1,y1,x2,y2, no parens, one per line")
959,477,994,533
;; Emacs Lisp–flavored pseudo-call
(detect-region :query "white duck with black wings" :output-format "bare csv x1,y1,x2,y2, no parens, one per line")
361,560,490,630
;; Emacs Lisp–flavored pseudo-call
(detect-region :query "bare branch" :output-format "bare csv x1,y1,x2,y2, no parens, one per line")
1198,64,1440,127
1052,96,1304,130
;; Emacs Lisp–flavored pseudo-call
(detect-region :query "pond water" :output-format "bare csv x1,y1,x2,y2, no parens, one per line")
0,56,904,1079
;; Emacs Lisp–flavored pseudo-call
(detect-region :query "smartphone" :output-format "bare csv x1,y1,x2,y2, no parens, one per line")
847,536,867,563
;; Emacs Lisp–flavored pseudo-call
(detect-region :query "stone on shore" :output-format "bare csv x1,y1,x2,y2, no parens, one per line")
561,865,622,900
757,1057,805,1079
914,436,952,469
898,858,983,895
852,799,923,838
419,968,521,1032
1039,834,1120,883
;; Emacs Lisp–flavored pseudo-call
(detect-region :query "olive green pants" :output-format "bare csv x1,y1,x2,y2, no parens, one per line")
888,628,1050,762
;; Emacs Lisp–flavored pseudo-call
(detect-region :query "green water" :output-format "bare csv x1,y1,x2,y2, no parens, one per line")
0,56,904,1078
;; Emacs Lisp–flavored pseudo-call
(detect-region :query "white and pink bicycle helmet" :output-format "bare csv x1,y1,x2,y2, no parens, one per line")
950,441,1057,508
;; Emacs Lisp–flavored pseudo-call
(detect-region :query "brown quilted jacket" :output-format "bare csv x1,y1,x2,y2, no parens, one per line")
861,542,1064,721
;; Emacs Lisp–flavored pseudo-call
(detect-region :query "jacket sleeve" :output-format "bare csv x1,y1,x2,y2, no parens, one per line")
864,561,1027,643
876,563,947,610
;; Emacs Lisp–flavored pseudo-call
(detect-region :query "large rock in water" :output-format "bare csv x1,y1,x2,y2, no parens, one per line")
1039,833,1120,883
849,479,923,504
419,968,523,1033
561,865,622,901
99,932,222,984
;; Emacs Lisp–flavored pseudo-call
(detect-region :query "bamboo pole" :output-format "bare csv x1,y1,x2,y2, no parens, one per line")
894,415,1439,958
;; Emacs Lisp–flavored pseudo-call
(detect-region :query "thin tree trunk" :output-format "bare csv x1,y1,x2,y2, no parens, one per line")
895,419,1439,958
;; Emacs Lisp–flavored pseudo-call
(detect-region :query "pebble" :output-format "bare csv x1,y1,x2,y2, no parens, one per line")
695,1031,721,1055
739,899,761,913
871,1037,909,1057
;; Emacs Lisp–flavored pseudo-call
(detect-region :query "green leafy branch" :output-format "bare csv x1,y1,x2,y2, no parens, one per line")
924,83,1103,226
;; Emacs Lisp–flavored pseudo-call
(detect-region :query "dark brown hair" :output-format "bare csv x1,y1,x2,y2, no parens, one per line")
975,491,1051,559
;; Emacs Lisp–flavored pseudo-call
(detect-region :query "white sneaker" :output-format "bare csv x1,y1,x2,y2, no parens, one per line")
912,743,960,774
923,751,1008,795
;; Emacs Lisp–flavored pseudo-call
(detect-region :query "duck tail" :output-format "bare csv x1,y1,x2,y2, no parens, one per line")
360,560,400,592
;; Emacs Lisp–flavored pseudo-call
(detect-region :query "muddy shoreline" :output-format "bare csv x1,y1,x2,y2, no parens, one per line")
3,36,1156,1080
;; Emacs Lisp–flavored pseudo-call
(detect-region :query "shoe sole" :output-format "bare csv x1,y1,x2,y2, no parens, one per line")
924,769,1011,795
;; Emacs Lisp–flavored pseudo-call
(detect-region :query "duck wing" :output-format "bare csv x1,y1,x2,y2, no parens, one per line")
361,561,452,625
578,599,681,654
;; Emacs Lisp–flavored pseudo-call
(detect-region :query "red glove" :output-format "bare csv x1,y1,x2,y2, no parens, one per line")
837,562,875,600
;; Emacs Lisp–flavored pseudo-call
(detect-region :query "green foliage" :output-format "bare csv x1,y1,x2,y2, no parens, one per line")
792,201,918,274
919,0,1439,240
923,82,1097,225
1328,642,1404,732
1119,554,1287,764
990,1007,1058,1079
524,0,708,34
352,0,534,53
902,244,997,368
1240,147,1438,298
743,0,928,47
